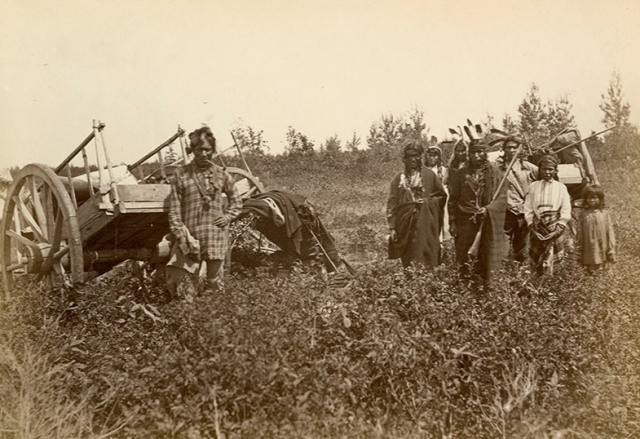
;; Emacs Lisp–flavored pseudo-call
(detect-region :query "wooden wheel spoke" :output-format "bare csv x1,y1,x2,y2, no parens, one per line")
27,176,48,241
11,209,25,258
6,229,39,249
7,261,27,271
41,210,65,272
43,184,56,240
13,195,46,243
244,186,258,199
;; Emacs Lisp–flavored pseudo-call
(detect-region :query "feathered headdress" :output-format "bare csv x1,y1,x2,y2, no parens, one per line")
456,118,487,150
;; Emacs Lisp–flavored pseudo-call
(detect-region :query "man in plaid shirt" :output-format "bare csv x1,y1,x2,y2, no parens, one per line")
169,126,242,293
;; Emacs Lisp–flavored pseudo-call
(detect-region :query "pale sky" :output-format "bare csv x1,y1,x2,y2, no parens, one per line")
1,0,639,167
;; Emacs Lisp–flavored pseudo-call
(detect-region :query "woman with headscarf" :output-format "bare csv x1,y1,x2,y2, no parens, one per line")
387,142,447,268
524,155,572,276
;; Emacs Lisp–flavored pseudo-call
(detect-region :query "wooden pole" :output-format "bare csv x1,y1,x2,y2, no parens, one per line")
97,121,119,203
81,147,94,196
92,120,104,191
230,131,253,175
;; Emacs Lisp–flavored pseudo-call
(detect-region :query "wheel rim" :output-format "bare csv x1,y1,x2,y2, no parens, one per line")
226,167,265,200
1,164,83,296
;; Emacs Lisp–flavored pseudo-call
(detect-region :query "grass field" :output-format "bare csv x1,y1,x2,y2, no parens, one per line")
1,140,639,438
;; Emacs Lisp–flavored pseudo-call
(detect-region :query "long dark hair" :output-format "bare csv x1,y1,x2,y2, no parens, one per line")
447,140,467,169
583,185,605,209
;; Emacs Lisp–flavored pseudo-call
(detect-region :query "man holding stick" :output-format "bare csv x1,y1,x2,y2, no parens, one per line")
491,133,538,263
448,137,508,288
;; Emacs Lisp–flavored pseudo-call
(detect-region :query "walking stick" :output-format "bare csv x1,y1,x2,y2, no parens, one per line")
307,226,357,275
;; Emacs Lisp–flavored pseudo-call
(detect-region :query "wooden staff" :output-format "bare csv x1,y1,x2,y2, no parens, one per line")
230,131,253,175
467,143,523,260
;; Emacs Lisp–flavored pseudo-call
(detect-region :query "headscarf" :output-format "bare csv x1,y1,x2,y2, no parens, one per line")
539,154,558,168
426,146,444,181
403,142,424,157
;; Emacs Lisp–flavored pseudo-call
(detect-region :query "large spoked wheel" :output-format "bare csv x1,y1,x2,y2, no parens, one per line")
226,167,265,199
0,164,84,296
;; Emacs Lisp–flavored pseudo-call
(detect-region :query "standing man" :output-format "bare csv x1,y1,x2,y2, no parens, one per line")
524,155,572,276
448,138,507,288
493,135,538,263
387,142,447,268
169,126,243,294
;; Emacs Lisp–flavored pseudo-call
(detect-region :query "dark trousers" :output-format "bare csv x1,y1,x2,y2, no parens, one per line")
504,211,529,263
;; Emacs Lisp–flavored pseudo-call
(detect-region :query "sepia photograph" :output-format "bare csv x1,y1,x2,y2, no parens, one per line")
1,0,639,437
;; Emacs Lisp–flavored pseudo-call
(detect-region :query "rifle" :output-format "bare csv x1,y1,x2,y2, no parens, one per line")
467,143,523,260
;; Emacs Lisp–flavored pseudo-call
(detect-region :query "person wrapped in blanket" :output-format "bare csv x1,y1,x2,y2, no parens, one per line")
387,142,447,268
448,137,507,288
523,155,572,276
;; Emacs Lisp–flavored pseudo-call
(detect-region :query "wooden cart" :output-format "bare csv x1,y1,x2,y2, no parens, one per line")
0,121,264,298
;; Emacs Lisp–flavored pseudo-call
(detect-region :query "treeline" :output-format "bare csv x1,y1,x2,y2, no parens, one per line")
224,72,637,183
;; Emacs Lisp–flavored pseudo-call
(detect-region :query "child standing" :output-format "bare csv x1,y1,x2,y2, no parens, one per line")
576,185,616,274
524,155,572,276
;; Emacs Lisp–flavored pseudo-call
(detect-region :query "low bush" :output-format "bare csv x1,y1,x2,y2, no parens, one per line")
1,134,639,438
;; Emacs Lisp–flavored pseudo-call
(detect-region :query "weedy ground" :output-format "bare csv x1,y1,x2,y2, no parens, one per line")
1,142,639,438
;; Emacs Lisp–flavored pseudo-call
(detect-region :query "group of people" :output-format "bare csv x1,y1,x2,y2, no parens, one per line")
386,131,616,290
166,125,616,297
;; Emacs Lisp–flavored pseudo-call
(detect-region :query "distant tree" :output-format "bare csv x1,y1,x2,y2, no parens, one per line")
367,108,429,159
402,107,429,144
367,113,403,157
165,145,179,163
518,83,549,145
231,122,270,156
481,113,496,132
599,71,631,129
345,132,361,151
501,113,518,134
285,126,315,156
546,95,576,139
321,134,342,156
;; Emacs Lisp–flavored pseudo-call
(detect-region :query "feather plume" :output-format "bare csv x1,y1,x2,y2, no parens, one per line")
463,125,474,141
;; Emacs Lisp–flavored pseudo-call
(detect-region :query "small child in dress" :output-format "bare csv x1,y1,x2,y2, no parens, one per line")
576,185,616,274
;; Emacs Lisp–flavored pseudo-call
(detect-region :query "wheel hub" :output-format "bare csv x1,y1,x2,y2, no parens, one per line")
24,243,51,274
